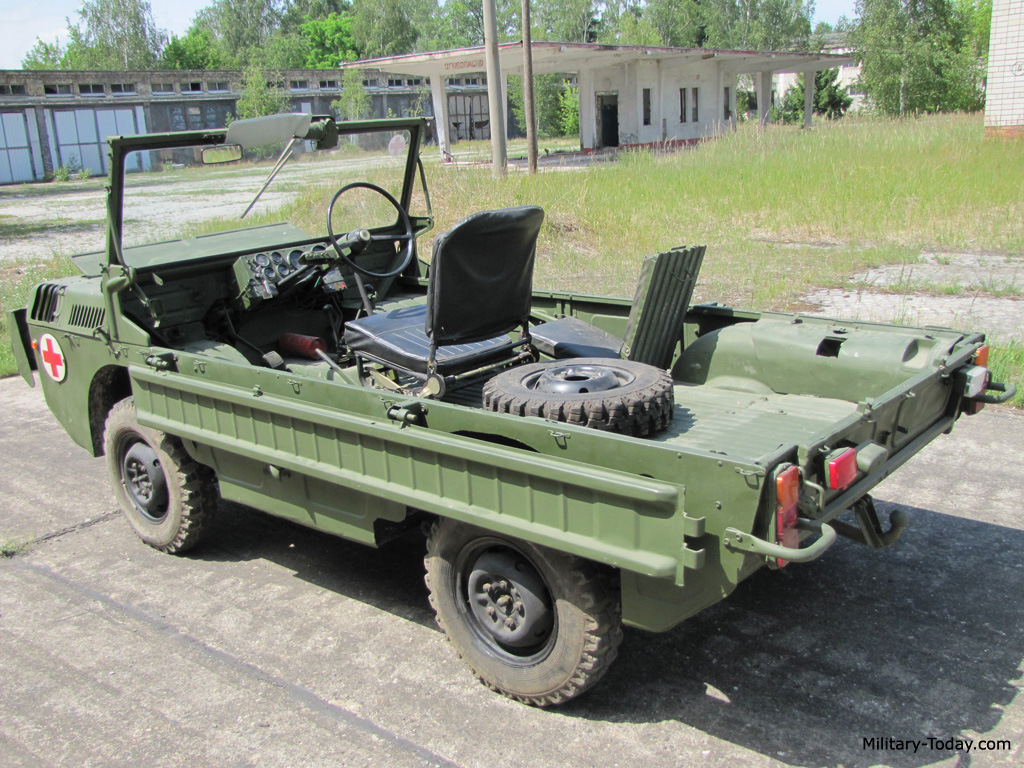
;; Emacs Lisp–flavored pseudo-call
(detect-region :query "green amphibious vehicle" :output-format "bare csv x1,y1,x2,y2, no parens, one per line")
8,115,1014,705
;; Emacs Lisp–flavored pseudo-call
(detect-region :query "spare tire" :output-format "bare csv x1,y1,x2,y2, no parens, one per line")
482,358,674,437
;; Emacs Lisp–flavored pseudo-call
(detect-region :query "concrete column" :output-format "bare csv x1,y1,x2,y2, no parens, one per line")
577,67,594,150
758,70,772,127
482,0,507,173
501,70,509,142
804,70,815,128
729,76,738,131
429,76,451,161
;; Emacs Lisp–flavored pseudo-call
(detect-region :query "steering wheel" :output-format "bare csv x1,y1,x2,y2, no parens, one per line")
326,182,415,279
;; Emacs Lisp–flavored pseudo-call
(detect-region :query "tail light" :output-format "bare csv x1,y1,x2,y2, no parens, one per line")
776,465,800,567
826,448,858,492
974,344,990,367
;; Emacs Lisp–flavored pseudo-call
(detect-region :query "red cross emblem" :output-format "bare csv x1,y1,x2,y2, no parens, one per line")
39,334,67,382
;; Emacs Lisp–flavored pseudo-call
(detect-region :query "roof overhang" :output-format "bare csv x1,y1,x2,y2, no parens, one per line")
346,41,857,77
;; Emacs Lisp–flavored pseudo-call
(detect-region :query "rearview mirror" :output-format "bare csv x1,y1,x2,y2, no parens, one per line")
225,113,313,150
202,144,243,164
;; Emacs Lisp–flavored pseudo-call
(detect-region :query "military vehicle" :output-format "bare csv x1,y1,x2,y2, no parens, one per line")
8,115,1014,706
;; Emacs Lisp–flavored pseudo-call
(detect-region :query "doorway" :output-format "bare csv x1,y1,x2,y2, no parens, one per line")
596,94,619,149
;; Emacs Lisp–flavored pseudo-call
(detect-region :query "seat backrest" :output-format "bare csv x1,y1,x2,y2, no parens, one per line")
425,206,545,346
622,245,706,369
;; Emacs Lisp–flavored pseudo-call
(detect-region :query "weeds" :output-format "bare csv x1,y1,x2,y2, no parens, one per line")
989,341,1024,408
0,537,30,557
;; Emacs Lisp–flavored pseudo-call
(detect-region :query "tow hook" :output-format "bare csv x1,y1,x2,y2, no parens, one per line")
830,496,910,549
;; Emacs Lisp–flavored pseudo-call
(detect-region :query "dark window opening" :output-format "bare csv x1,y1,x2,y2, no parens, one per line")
182,82,202,93
319,79,338,89
692,87,699,122
642,88,652,126
680,88,687,123
44,84,72,96
111,83,136,94
153,82,175,93
724,86,732,121
290,80,308,90
80,83,105,95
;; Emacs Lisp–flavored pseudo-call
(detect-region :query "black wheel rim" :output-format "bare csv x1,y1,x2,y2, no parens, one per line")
525,363,636,395
456,541,556,665
121,439,169,523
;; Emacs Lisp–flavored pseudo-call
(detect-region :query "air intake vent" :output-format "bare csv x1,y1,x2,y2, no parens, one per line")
30,284,62,323
68,304,106,330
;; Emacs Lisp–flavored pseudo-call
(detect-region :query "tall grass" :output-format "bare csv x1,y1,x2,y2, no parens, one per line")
422,114,1024,304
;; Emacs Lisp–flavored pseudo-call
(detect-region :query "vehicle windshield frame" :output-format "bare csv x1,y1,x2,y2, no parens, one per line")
103,116,426,270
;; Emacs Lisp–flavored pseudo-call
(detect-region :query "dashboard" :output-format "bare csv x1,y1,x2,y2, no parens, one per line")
231,244,346,308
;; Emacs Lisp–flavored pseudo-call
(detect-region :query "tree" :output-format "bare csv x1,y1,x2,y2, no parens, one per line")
532,0,601,42
161,27,234,69
558,85,580,134
332,68,371,120
22,0,168,70
65,0,167,69
777,68,854,122
195,0,285,65
850,0,985,115
351,0,419,58
279,0,351,32
235,62,291,119
509,74,570,137
300,12,358,66
21,38,67,70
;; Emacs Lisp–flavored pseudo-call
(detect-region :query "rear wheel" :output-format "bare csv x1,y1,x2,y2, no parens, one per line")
424,518,622,706
103,397,217,553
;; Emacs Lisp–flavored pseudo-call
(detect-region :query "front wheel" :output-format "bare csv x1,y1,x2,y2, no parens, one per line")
103,397,217,553
424,519,622,706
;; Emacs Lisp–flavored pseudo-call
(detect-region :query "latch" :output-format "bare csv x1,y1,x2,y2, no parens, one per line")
144,352,176,371
386,399,427,426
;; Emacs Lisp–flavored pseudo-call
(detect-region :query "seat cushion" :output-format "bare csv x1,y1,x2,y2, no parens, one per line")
531,316,623,359
345,304,515,375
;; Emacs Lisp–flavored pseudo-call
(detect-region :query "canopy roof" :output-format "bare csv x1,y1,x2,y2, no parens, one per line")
347,41,856,77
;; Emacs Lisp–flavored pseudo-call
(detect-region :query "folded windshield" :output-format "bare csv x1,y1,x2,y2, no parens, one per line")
120,125,416,264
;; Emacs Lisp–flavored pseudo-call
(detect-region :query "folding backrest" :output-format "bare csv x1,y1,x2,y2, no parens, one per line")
622,245,706,369
425,206,545,346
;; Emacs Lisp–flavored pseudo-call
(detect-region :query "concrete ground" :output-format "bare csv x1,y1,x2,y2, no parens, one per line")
1,375,1022,768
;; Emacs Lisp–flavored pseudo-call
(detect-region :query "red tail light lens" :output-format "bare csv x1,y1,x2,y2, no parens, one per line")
827,448,858,491
776,465,800,567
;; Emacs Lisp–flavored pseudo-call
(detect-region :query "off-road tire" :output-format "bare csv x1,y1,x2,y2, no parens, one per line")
482,358,674,437
103,397,217,553
424,518,623,706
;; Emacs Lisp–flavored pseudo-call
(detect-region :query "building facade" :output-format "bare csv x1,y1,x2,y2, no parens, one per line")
985,0,1024,137
0,68,461,184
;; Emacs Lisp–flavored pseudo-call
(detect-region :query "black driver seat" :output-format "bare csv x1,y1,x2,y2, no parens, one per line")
344,205,545,387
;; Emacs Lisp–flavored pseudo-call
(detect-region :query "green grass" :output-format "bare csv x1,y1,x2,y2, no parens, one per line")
0,536,30,557
989,341,1024,408
0,258,80,377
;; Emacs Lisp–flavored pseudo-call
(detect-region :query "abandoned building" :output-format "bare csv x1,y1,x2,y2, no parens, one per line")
0,41,852,184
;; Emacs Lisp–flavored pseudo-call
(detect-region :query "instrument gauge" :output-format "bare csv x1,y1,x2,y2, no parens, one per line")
277,264,290,277
254,252,270,267
289,250,304,269
263,266,276,280
271,251,284,264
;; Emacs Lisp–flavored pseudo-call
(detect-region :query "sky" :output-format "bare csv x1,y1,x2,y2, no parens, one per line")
0,0,859,70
